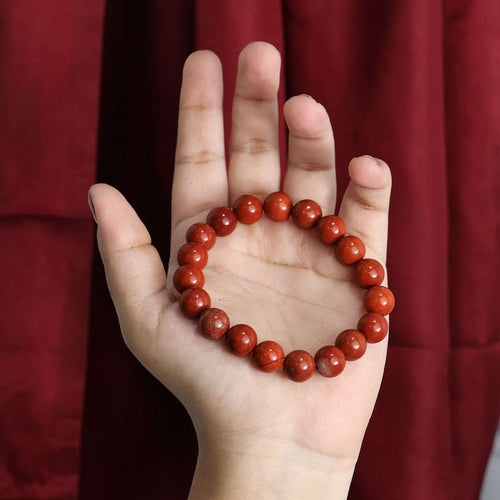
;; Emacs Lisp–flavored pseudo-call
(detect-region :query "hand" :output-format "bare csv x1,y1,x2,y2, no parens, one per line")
89,41,392,499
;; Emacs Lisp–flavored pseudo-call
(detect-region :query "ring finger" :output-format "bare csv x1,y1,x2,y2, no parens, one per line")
282,95,337,213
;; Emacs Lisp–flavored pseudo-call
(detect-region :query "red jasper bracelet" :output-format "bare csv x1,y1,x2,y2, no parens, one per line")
173,192,394,382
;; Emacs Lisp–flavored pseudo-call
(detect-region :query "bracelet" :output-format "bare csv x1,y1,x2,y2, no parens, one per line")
173,192,394,382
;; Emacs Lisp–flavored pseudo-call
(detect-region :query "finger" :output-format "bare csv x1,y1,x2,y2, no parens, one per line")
228,41,281,201
89,184,169,341
172,50,227,228
337,156,392,261
282,95,336,212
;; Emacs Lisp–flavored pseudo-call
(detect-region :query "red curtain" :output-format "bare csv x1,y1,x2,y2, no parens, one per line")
1,1,499,499
0,1,104,498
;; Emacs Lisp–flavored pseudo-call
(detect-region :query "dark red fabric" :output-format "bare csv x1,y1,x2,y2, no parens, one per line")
1,1,499,499
0,1,104,499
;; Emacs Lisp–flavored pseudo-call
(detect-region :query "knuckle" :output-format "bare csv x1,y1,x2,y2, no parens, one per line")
231,137,275,156
289,159,331,172
176,149,224,166
351,190,388,215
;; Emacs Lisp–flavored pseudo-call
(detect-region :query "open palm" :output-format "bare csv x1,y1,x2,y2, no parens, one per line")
90,42,392,496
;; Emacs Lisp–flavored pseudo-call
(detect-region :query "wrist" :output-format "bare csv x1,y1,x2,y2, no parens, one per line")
188,433,356,500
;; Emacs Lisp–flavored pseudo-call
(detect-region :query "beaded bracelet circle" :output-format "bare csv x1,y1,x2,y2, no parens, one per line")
173,192,394,382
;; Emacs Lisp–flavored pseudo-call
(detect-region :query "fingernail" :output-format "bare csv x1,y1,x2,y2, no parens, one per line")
88,190,98,224
357,154,385,166
302,93,316,101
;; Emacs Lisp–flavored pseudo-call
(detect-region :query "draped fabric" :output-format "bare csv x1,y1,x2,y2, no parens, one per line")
0,2,104,498
1,1,499,499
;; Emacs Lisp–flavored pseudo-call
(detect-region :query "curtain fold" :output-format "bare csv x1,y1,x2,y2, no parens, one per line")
443,2,500,497
0,1,498,499
0,2,104,498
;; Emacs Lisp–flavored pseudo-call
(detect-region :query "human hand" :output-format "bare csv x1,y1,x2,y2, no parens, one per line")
89,42,392,499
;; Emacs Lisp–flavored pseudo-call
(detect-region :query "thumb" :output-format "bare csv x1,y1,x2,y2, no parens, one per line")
88,183,169,346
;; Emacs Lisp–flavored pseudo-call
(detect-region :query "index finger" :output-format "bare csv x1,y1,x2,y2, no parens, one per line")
171,50,228,230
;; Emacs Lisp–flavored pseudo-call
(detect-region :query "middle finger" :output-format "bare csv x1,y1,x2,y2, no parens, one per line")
228,42,282,202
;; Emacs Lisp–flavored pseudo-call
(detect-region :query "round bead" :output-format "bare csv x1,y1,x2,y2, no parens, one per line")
316,215,346,244
179,287,211,319
177,242,208,268
283,350,315,382
173,265,205,292
263,192,293,221
206,207,237,236
253,341,285,372
357,312,388,343
292,199,323,229
355,258,385,288
335,329,367,361
199,308,230,340
363,285,395,315
186,223,217,250
233,194,263,224
314,346,346,377
226,324,257,356
335,235,366,265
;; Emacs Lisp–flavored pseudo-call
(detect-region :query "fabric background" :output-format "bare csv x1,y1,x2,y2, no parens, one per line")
1,1,499,499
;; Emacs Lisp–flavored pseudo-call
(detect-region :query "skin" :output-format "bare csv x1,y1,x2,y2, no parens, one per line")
89,41,392,499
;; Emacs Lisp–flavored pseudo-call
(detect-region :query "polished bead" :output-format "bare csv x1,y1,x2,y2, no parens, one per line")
335,235,366,265
314,345,346,377
226,324,257,356
316,215,346,244
355,258,385,288
233,194,263,224
173,265,205,292
177,242,208,268
335,329,367,361
186,222,217,250
179,287,211,318
199,308,230,340
363,285,395,315
253,340,285,372
283,350,315,382
206,207,237,236
263,191,293,221
357,312,388,343
292,199,323,229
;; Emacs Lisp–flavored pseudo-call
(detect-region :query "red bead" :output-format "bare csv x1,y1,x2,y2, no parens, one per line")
292,199,323,229
253,341,285,372
283,350,315,382
173,265,205,292
186,223,217,250
177,242,208,268
199,308,230,340
233,194,263,224
335,329,367,361
355,258,385,288
206,207,237,236
335,235,366,265
363,285,395,315
179,287,211,319
357,312,388,343
316,215,346,244
263,192,293,221
314,346,346,377
226,324,257,356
